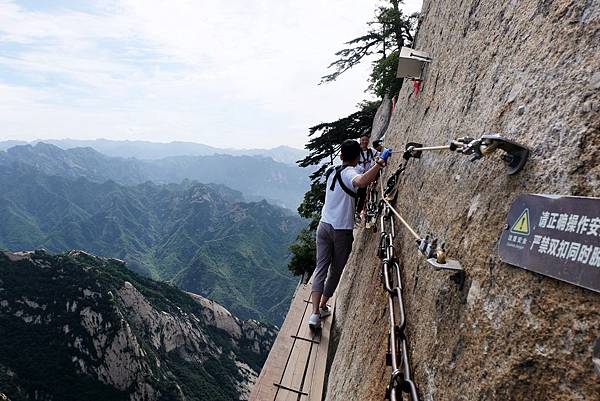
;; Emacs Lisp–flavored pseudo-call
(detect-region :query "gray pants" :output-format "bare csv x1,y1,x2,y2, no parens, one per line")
312,222,354,298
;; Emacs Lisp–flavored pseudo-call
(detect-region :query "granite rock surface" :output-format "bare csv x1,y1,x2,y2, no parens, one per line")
325,1,600,400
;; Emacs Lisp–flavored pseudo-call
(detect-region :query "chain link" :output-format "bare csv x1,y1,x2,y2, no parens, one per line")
371,153,463,399
378,203,419,401
370,139,481,398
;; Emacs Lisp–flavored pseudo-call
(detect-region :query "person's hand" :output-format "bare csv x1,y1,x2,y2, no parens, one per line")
380,148,392,161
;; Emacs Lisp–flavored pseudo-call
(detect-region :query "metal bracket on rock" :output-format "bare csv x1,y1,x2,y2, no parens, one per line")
416,234,463,272
380,184,464,278
403,134,530,175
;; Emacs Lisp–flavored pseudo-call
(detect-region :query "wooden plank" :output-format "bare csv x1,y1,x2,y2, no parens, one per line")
276,332,309,401
283,309,316,394
274,288,311,401
300,330,318,397
250,275,337,401
308,294,336,401
249,282,311,401
275,294,335,401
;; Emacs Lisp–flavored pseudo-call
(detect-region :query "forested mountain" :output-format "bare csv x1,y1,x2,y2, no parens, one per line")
0,142,308,209
0,139,307,165
0,250,276,401
0,163,304,325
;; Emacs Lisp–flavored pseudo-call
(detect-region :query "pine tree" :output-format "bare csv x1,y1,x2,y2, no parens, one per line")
320,1,419,98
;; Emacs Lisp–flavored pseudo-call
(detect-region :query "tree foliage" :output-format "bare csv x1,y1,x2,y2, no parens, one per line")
320,0,418,98
298,101,380,174
287,227,317,277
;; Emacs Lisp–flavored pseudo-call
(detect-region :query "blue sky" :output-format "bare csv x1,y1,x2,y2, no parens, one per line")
0,0,422,149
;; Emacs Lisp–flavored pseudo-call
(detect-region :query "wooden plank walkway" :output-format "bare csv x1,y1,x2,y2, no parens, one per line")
249,280,335,401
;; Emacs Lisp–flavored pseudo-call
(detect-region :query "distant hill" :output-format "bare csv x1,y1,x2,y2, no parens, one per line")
0,163,304,325
0,250,277,401
228,145,307,165
0,140,27,151
0,139,307,165
0,142,148,185
0,142,309,209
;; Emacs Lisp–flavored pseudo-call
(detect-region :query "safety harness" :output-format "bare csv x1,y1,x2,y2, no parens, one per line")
359,148,375,169
325,165,358,198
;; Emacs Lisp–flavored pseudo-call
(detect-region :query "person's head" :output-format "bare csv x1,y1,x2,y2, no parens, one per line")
373,139,383,152
359,132,370,150
340,139,361,166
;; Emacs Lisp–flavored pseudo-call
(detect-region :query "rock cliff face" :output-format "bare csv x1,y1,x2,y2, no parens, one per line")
0,250,276,401
325,1,599,401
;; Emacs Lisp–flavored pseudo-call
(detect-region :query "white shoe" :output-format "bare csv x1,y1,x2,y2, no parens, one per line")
319,305,332,318
308,313,321,330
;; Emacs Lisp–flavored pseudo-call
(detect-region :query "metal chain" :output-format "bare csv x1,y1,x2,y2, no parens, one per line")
365,183,379,223
372,148,466,400
371,135,495,398
365,173,382,228
384,161,409,199
377,201,419,401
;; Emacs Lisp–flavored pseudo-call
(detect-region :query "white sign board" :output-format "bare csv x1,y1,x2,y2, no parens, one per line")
396,47,432,79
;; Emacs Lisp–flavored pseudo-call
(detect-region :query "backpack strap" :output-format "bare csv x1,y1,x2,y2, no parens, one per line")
328,165,358,198
325,166,336,181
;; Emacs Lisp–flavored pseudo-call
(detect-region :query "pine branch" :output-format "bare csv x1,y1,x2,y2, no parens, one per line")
319,33,382,84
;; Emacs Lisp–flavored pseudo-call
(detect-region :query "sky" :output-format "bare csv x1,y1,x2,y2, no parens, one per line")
0,0,423,149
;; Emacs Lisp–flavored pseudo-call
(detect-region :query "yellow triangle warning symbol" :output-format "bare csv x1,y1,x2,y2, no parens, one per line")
510,208,530,235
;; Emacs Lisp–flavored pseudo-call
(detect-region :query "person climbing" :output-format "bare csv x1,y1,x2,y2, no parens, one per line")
308,139,392,330
357,132,379,173
355,132,380,222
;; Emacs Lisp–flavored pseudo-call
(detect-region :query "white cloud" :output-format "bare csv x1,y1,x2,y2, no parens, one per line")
0,0,423,148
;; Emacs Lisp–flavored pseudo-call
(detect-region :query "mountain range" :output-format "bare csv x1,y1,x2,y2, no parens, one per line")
0,139,307,165
0,250,277,401
0,163,304,325
0,137,310,398
0,142,309,209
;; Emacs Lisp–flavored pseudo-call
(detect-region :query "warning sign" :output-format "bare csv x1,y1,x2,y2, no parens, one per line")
510,208,530,235
498,194,600,293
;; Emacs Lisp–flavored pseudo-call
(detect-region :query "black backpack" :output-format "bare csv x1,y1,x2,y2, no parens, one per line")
325,165,358,198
